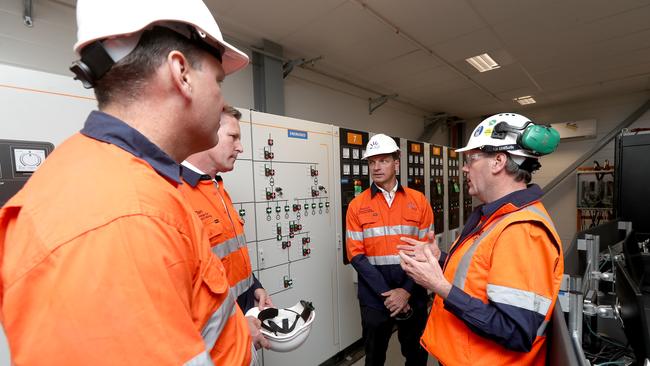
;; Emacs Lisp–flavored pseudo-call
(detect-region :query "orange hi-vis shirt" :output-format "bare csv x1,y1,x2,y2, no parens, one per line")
178,164,262,312
345,182,433,310
421,188,563,366
0,111,251,366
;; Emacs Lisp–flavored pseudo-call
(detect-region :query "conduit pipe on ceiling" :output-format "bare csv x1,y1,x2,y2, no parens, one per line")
351,0,503,105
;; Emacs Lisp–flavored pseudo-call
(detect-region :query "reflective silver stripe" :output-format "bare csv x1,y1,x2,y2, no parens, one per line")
487,284,552,316
184,351,214,366
452,218,506,289
363,225,420,239
452,205,546,290
418,226,431,239
212,234,247,258
231,274,254,298
346,230,364,241
367,255,401,265
250,344,259,366
201,292,237,351
524,205,559,234
536,319,550,337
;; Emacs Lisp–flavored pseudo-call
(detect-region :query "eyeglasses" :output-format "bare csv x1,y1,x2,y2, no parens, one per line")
463,152,486,166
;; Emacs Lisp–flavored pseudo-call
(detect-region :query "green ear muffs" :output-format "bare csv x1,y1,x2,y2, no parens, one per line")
492,122,560,156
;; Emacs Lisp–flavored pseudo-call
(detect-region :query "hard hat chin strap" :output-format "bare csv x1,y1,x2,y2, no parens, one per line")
480,144,521,153
259,309,301,335
70,41,115,89
70,24,224,89
258,300,315,335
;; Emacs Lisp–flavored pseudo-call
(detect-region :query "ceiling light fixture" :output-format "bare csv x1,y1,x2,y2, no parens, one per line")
465,53,500,72
513,96,536,105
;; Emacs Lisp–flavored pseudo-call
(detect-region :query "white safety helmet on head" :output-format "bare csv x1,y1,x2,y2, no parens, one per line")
71,0,249,88
245,300,316,352
456,113,560,166
363,134,399,159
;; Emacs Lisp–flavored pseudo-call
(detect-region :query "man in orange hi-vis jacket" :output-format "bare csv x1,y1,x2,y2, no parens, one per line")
399,113,563,366
0,1,255,365
179,105,273,352
346,134,432,366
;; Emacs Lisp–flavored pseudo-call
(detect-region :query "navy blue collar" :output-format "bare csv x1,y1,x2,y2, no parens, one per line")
80,110,182,184
480,184,544,218
370,180,404,197
455,184,544,250
180,164,219,187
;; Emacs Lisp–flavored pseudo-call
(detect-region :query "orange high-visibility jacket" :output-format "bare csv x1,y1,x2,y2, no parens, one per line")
346,183,433,310
178,165,261,312
421,198,563,366
0,111,251,366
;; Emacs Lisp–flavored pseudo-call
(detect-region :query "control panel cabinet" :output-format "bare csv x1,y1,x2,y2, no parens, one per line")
430,145,445,235
339,128,370,264
407,140,425,194
447,149,461,230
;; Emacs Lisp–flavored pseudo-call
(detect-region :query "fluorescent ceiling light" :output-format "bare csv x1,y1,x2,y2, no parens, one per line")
513,96,536,105
465,53,500,72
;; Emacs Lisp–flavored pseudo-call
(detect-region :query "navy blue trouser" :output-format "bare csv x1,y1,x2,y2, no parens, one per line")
360,305,428,366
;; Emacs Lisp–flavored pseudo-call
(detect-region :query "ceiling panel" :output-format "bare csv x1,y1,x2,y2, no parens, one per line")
469,64,536,94
400,69,472,92
215,0,347,42
280,1,391,59
364,0,485,45
312,29,419,75
544,78,648,105
429,27,503,63
404,78,479,102
355,49,443,86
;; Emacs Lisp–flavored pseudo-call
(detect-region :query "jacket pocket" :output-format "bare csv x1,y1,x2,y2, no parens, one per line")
205,221,224,246
201,257,229,295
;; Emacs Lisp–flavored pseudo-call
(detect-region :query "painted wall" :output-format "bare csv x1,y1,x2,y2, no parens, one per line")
284,67,428,140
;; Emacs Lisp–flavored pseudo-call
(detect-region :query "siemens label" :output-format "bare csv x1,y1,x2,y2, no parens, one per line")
288,129,308,140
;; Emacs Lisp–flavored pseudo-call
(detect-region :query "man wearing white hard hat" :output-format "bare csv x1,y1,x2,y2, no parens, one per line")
0,1,255,365
346,134,432,365
399,113,563,365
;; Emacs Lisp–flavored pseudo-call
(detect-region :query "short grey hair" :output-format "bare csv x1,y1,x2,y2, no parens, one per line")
504,155,532,183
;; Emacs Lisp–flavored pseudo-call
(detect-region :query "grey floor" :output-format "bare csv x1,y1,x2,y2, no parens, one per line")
351,331,438,366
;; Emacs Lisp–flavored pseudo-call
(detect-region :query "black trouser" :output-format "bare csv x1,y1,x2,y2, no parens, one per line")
360,305,428,366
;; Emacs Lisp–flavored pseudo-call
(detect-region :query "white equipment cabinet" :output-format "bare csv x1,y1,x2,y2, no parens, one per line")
221,110,355,365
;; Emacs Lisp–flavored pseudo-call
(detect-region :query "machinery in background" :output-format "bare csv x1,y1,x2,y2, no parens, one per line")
616,133,650,233
0,139,54,206
447,148,461,244
338,128,370,265
561,221,649,366
430,145,445,245
557,131,650,366
406,140,425,194
576,161,615,231
616,230,650,364
462,168,472,224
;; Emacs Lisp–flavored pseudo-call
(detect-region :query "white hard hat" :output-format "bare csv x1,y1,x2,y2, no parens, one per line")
363,134,399,159
72,0,248,85
456,113,537,161
245,300,315,352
